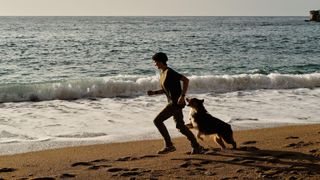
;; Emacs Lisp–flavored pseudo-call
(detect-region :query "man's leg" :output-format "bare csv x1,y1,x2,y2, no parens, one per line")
172,106,201,149
153,104,174,147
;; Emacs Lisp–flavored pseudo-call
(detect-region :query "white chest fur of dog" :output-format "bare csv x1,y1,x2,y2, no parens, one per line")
187,108,208,142
188,108,199,129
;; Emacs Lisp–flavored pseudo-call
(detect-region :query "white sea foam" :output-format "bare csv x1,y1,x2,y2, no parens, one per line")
189,73,320,93
0,73,319,103
0,88,319,155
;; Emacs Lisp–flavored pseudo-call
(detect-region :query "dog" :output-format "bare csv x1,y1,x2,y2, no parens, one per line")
186,97,237,149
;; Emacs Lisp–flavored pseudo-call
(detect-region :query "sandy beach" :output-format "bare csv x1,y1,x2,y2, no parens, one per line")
0,124,320,180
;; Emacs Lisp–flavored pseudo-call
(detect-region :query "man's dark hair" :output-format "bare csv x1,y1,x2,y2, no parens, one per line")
152,52,168,65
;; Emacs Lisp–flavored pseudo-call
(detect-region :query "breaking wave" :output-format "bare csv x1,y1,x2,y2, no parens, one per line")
0,73,319,103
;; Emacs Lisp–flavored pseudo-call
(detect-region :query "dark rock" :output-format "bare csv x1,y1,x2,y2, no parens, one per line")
309,10,320,22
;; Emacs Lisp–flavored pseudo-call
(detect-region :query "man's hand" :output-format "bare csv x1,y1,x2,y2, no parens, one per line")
177,96,186,107
147,90,155,96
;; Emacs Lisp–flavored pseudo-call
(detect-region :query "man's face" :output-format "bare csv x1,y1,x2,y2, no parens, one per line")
153,60,164,69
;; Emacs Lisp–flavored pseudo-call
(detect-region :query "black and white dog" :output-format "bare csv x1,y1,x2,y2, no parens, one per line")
186,98,237,149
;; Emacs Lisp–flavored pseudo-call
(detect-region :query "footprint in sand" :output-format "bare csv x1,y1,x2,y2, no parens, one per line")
107,167,150,178
60,173,76,178
116,156,133,161
31,177,56,180
0,168,16,173
238,146,260,151
139,154,159,159
90,159,109,163
204,171,216,176
71,162,92,167
225,157,245,162
242,141,257,145
309,149,319,153
71,159,113,170
285,136,299,139
310,149,320,158
107,167,129,172
88,164,112,170
285,141,314,148
274,152,297,159
199,160,214,165
171,158,212,171
150,169,165,177
116,154,159,162
119,171,142,177
179,161,193,168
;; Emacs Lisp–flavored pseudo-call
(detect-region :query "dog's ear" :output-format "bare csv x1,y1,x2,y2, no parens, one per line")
201,99,204,104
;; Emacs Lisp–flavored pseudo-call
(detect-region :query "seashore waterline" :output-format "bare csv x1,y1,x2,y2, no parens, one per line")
0,87,319,155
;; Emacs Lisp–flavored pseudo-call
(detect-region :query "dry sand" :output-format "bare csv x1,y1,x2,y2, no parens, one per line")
1,124,320,180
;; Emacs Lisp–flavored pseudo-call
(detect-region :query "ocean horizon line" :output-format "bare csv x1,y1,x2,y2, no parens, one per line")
0,15,308,17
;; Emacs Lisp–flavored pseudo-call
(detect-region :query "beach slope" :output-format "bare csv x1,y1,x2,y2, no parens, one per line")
1,124,320,179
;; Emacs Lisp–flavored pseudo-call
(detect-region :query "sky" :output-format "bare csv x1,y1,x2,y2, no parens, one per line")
0,0,319,16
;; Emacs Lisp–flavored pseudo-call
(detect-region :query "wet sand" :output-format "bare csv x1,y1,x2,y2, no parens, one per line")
1,124,320,179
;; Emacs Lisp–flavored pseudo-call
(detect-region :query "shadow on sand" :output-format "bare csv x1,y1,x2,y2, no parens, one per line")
173,146,320,179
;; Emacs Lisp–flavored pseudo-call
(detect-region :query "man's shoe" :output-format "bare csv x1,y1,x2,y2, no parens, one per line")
157,146,176,154
191,146,207,154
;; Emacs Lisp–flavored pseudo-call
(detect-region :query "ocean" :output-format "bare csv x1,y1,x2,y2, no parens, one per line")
0,16,319,155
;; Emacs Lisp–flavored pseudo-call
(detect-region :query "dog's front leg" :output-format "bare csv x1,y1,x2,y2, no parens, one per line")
197,132,204,141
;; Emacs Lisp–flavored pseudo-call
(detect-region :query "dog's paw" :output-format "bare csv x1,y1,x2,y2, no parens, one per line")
185,123,193,129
